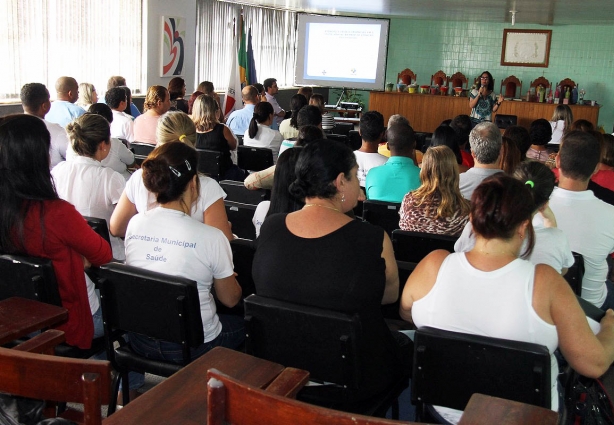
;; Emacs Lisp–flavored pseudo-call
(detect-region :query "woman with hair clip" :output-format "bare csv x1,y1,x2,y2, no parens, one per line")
399,146,470,236
124,141,243,394
52,113,126,260
550,104,573,145
278,94,308,139
401,173,614,423
110,111,233,241
243,101,284,162
455,161,574,274
133,85,171,145
468,71,504,126
0,114,112,349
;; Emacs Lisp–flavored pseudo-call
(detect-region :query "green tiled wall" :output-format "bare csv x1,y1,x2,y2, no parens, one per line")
381,19,614,132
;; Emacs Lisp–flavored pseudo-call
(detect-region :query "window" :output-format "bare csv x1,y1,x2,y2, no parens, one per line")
0,0,142,101
195,0,297,90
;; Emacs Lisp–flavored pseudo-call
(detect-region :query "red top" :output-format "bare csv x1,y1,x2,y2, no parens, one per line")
18,200,112,348
461,150,474,168
591,169,614,192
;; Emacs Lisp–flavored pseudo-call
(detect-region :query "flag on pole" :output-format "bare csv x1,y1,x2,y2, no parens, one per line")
238,14,249,86
247,27,258,85
223,18,242,118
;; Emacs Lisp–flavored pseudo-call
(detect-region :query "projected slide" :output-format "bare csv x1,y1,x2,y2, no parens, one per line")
305,23,381,83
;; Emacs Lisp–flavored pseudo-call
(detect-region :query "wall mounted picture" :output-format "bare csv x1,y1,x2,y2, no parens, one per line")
501,29,552,68
162,16,185,76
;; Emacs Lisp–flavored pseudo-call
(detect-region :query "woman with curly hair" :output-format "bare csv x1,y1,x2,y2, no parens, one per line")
133,85,171,145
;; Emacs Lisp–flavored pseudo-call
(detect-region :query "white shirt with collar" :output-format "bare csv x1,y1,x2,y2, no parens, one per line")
42,118,70,169
110,110,135,143
265,92,284,129
243,123,284,163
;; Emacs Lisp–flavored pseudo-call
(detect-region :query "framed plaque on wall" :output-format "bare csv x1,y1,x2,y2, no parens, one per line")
501,29,552,67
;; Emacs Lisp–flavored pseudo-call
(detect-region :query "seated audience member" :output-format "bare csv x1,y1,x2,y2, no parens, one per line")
459,121,503,200
168,77,189,113
192,94,243,181
197,81,222,106
133,85,171,145
355,111,387,187
105,87,135,143
399,146,470,236
253,140,411,402
309,93,334,131
107,76,141,118
243,101,284,162
20,82,69,169
549,104,573,145
263,78,285,130
400,173,614,423
0,114,112,349
253,83,266,102
526,118,553,162
279,94,308,140
187,91,204,115
430,124,468,173
548,131,614,309
278,105,322,156
124,141,243,395
378,115,420,162
52,114,126,260
111,111,233,241
252,148,303,237
245,125,323,191
226,85,258,135
499,136,522,174
76,82,98,110
366,123,420,203
450,114,473,168
503,125,531,161
45,76,86,128
570,119,594,132
455,161,574,274
297,86,313,101
591,134,614,192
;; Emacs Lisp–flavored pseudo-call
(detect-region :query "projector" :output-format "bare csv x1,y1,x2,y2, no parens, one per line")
340,102,360,110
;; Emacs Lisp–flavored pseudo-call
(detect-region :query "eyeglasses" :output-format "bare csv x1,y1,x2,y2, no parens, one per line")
480,76,489,80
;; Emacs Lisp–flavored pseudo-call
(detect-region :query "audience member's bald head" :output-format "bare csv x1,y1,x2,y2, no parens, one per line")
55,77,79,103
242,86,259,104
20,83,51,118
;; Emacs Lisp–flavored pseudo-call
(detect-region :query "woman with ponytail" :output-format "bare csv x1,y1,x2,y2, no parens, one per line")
243,101,283,162
278,94,308,139
124,141,243,392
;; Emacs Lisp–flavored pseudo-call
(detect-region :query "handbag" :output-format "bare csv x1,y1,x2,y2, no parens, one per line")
566,375,614,425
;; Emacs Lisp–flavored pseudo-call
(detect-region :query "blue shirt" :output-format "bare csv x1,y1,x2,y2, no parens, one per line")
226,104,256,135
45,100,86,128
365,156,421,203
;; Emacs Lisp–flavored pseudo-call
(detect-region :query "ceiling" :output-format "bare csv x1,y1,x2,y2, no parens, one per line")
226,0,614,26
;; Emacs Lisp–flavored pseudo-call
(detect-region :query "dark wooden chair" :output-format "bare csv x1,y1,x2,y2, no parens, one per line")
0,335,112,425
237,146,274,172
196,148,227,181
500,75,522,99
449,72,468,90
557,78,576,92
130,142,155,166
398,68,417,85
207,368,416,425
362,200,402,237
98,262,204,411
244,294,409,418
219,180,269,205
391,230,458,270
412,327,551,422
530,77,552,94
431,70,448,87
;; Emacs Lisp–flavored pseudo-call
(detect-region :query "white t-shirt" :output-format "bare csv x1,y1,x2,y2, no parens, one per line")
110,110,135,143
252,201,271,238
124,169,226,222
547,187,614,307
550,120,566,144
51,155,126,261
125,207,235,342
43,119,69,169
278,139,296,158
353,150,387,187
66,138,134,180
278,119,299,140
243,124,284,163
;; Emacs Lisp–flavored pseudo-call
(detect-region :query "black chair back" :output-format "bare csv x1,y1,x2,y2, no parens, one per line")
326,133,349,146
219,180,268,205
391,229,458,267
237,146,274,172
414,132,433,153
216,239,257,317
348,130,362,151
0,254,62,306
362,200,402,236
225,201,257,240
130,142,155,166
236,134,244,146
83,216,111,247
412,326,551,419
196,149,227,181
333,122,354,136
494,114,518,129
564,252,584,296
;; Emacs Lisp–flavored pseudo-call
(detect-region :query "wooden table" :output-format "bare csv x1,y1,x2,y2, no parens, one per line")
459,394,558,425
103,347,289,425
0,297,68,345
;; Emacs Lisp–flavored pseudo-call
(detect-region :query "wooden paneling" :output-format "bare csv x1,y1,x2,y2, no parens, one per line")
369,92,600,133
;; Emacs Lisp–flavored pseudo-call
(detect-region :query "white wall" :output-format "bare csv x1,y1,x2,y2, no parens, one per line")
144,0,197,92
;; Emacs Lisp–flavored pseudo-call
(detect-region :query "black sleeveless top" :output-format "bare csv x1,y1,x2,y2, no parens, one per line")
253,213,403,400
196,123,232,170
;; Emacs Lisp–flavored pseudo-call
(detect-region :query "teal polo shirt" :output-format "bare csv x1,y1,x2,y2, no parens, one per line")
365,156,421,203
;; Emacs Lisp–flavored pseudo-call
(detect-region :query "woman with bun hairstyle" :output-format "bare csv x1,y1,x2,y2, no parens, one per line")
243,101,284,162
124,142,243,391
110,111,233,241
253,140,410,403
52,113,126,260
0,114,112,349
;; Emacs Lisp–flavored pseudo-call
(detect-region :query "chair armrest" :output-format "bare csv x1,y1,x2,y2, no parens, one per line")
13,329,65,354
264,368,310,399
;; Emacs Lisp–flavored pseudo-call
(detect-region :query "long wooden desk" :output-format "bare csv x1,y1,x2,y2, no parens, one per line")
369,91,600,133
102,347,289,425
0,297,68,345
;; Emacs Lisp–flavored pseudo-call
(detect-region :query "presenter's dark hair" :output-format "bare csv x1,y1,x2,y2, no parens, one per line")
478,71,494,91
0,114,58,253
142,142,199,205
289,94,308,129
248,101,274,139
289,139,357,201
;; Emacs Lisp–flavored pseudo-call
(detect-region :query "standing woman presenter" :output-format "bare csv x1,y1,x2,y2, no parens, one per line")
469,71,504,127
